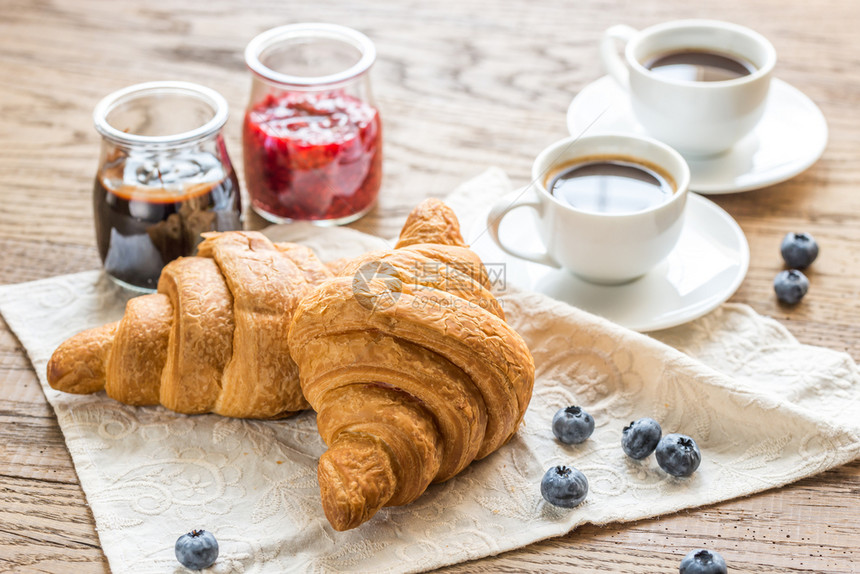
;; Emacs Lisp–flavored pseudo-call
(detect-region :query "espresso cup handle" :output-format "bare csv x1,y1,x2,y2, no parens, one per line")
487,193,560,268
600,24,638,90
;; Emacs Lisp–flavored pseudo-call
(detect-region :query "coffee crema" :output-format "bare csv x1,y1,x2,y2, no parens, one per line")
546,157,676,215
643,49,756,82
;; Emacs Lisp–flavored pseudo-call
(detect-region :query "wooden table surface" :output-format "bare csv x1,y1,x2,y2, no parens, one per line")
1,0,858,572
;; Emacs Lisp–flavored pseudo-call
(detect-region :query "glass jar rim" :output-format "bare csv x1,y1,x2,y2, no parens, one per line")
93,81,229,147
245,23,376,89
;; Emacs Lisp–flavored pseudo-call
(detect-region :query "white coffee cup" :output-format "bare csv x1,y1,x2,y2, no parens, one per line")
601,19,776,157
487,134,690,285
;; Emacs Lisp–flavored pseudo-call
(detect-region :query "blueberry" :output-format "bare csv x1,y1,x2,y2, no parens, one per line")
552,406,595,444
540,465,588,508
780,232,818,269
175,529,219,570
621,417,662,460
774,269,809,305
656,433,701,477
680,548,727,574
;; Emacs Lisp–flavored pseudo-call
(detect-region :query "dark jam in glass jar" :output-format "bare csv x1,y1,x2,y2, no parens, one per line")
92,81,243,291
94,152,241,290
243,91,381,222
244,24,382,225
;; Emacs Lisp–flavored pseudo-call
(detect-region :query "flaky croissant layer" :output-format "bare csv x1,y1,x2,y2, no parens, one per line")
47,231,332,418
289,199,535,531
46,199,536,532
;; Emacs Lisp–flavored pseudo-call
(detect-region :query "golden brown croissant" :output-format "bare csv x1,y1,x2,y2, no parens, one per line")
289,198,535,531
47,231,332,418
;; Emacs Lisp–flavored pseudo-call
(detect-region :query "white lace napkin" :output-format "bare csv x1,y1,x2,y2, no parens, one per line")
1,169,858,574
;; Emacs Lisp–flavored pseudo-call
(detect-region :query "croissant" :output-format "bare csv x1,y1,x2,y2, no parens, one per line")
289,199,535,531
47,231,332,418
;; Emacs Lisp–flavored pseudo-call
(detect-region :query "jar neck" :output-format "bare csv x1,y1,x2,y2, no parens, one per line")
245,23,376,91
97,133,233,194
102,132,226,155
94,81,229,149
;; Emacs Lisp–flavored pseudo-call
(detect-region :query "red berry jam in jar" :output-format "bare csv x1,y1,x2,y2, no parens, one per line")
92,82,242,291
244,24,382,225
243,91,381,222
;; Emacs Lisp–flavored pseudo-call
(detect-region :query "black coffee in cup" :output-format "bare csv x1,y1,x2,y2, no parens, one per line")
643,49,756,82
546,157,676,214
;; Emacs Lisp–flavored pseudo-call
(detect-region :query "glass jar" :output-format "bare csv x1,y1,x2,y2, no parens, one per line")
93,81,242,292
243,23,382,225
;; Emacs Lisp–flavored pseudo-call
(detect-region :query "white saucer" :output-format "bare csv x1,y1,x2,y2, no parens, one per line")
468,192,749,332
566,76,828,194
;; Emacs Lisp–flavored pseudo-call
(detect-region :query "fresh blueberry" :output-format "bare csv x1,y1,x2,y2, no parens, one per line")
552,406,595,444
175,529,219,570
540,465,588,508
656,433,701,477
780,232,819,269
680,548,727,574
774,269,809,305
621,417,662,460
